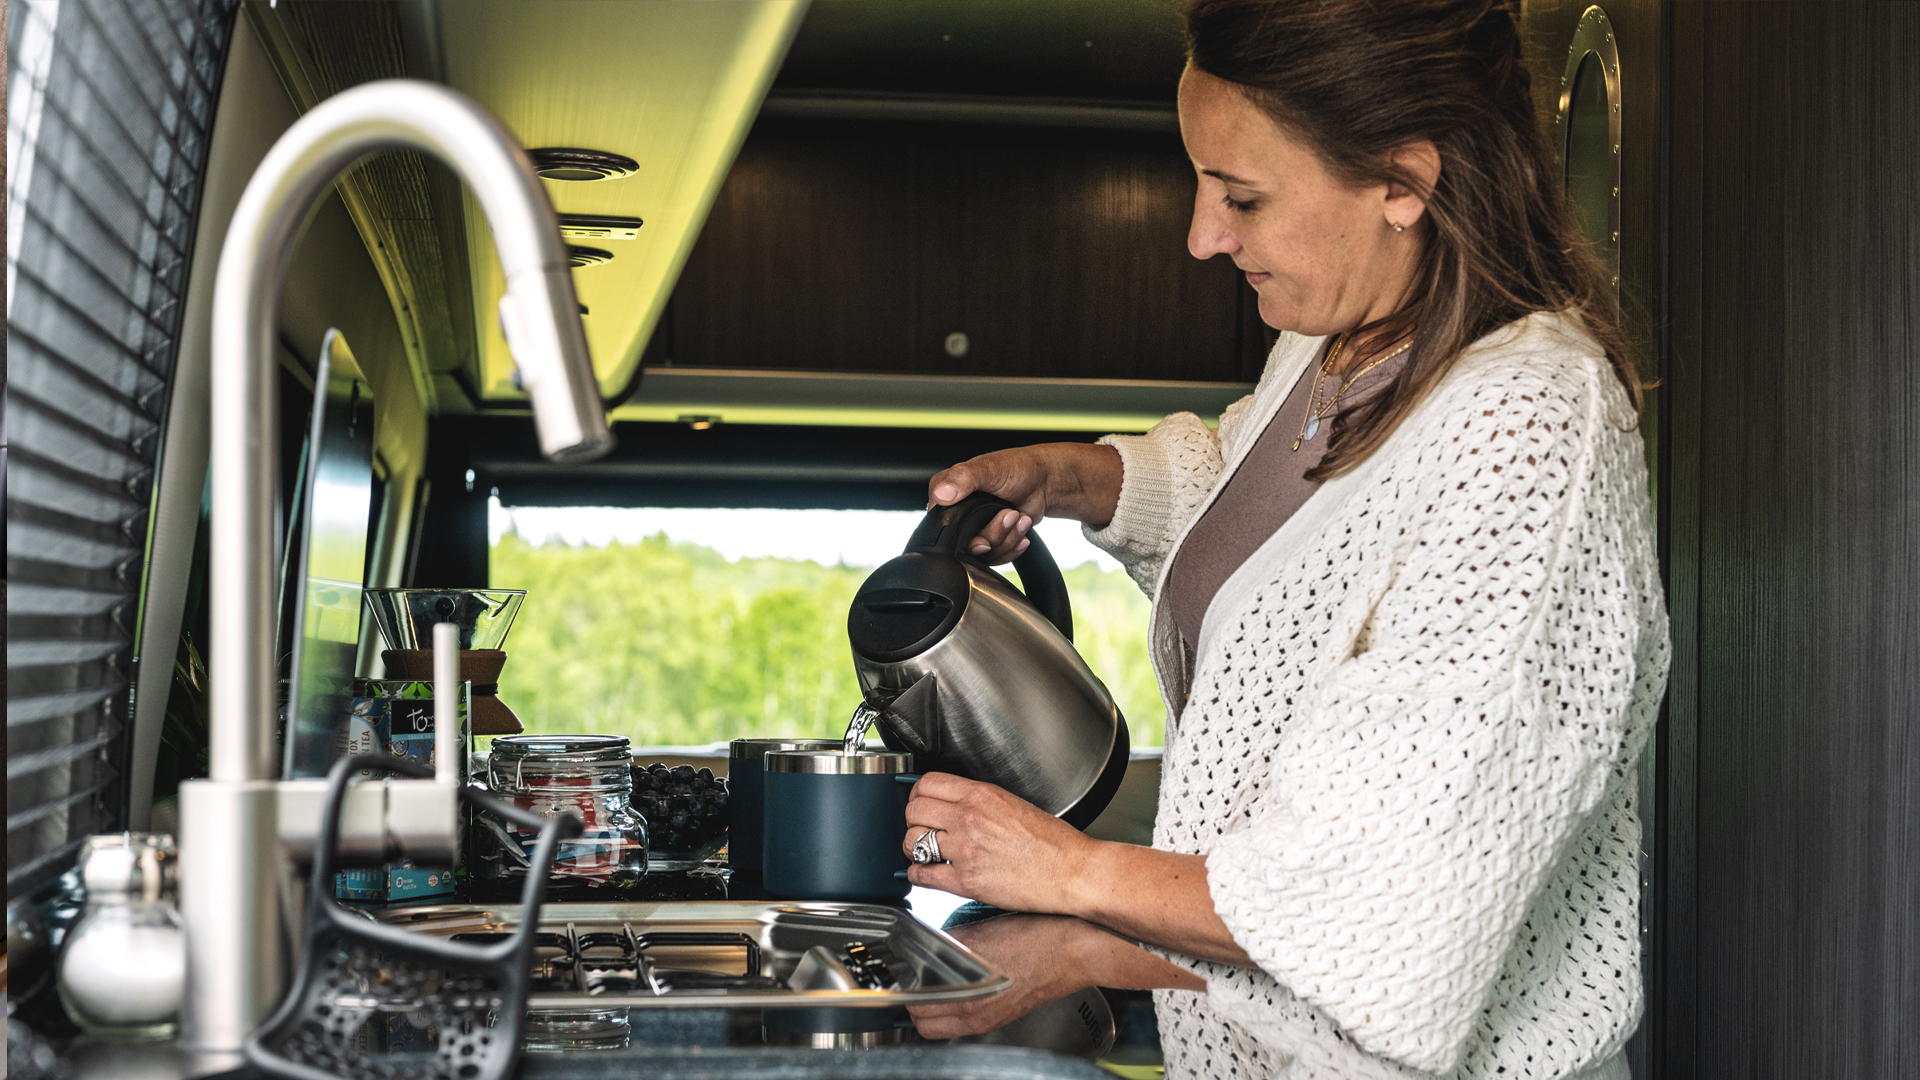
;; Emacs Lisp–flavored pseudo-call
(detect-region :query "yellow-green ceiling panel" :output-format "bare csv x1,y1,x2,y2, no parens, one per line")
441,0,808,402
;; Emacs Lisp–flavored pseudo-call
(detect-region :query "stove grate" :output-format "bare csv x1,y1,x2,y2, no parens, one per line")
455,923,786,995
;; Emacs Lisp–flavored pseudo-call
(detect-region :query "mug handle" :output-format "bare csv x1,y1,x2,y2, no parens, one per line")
895,774,924,880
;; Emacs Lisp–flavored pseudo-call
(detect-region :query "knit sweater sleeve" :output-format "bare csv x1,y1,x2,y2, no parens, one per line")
1199,355,1666,1074
1081,395,1252,594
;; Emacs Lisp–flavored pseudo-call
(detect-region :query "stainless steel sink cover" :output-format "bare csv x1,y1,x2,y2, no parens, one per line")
376,901,1009,1010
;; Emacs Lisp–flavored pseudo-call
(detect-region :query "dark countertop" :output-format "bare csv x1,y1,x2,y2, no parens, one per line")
522,1045,1119,1079
54,1042,1117,1080
18,872,1164,1079
41,991,1164,1080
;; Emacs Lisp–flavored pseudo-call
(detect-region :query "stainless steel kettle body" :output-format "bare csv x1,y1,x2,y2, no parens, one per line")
847,495,1129,828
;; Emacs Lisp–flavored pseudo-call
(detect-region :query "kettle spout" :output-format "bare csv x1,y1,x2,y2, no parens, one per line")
866,675,942,761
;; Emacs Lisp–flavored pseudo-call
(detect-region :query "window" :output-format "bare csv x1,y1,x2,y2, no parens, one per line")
488,502,1162,750
6,0,235,898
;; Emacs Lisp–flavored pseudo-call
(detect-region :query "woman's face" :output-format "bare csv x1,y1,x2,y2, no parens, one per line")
1178,66,1422,336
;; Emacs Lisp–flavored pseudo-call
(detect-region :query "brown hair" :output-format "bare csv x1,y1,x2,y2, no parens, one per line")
1185,0,1639,480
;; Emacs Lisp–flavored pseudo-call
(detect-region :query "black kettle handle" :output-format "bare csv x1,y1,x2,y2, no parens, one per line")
907,492,1074,642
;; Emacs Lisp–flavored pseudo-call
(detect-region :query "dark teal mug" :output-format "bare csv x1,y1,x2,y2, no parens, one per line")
763,751,918,901
727,738,842,879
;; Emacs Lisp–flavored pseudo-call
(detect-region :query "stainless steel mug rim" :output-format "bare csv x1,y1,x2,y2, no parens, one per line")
730,738,845,760
764,751,914,775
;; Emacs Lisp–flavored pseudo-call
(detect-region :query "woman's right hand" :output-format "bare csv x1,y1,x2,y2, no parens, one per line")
927,442,1124,564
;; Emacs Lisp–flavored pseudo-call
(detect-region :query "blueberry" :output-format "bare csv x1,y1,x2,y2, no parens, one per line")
671,765,696,782
697,767,714,782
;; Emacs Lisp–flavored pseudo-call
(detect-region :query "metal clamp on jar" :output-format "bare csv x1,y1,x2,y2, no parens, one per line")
473,735,648,901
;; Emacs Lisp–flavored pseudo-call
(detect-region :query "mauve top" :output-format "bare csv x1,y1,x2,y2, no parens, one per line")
1165,347,1409,653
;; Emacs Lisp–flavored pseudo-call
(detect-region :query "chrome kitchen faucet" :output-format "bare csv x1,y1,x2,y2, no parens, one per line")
180,80,613,1060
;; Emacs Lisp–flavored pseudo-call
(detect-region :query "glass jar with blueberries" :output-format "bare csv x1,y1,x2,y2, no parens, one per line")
473,734,648,901
631,763,730,870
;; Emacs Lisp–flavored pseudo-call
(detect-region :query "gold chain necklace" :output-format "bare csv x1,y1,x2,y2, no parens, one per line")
1292,334,1413,451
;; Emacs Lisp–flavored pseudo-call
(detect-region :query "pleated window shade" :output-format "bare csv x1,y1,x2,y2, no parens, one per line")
6,0,236,899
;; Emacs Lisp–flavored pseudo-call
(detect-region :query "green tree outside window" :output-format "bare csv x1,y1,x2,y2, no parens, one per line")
492,531,1164,748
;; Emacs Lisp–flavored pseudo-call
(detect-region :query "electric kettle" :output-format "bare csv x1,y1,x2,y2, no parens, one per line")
847,494,1130,829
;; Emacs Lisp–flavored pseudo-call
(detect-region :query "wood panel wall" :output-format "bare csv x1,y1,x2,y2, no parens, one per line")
1664,3,1920,1077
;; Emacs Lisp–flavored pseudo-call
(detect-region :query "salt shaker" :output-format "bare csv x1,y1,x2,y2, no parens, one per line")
57,833,185,1038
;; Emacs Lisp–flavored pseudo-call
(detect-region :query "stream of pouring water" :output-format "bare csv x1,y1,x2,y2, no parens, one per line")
843,701,881,754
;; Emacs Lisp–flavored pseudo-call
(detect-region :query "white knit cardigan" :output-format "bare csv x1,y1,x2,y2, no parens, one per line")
1083,312,1670,1080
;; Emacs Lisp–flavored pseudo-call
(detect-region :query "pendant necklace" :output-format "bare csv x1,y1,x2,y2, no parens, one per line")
1294,334,1414,451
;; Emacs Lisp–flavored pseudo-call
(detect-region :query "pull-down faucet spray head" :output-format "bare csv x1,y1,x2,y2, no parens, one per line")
183,80,612,1056
495,246,616,463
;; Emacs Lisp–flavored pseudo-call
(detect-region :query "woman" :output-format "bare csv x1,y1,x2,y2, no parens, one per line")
896,1,1669,1078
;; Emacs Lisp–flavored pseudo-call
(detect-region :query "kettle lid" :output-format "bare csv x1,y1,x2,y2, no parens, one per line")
847,552,971,663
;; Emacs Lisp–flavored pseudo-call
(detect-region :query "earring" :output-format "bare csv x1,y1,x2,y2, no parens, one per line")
1389,221,1406,233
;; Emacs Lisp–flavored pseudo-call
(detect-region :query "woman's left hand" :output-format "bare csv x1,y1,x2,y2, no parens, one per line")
901,772,1097,914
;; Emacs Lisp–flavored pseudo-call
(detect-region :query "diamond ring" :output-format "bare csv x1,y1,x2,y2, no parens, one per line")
910,828,944,865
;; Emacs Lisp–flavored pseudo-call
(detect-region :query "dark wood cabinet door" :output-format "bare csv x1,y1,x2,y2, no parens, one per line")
669,118,1266,381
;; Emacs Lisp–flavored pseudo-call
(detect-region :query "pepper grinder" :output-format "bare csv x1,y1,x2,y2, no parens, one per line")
57,833,185,1038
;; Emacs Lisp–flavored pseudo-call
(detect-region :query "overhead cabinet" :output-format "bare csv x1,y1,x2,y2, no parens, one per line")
660,117,1273,384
